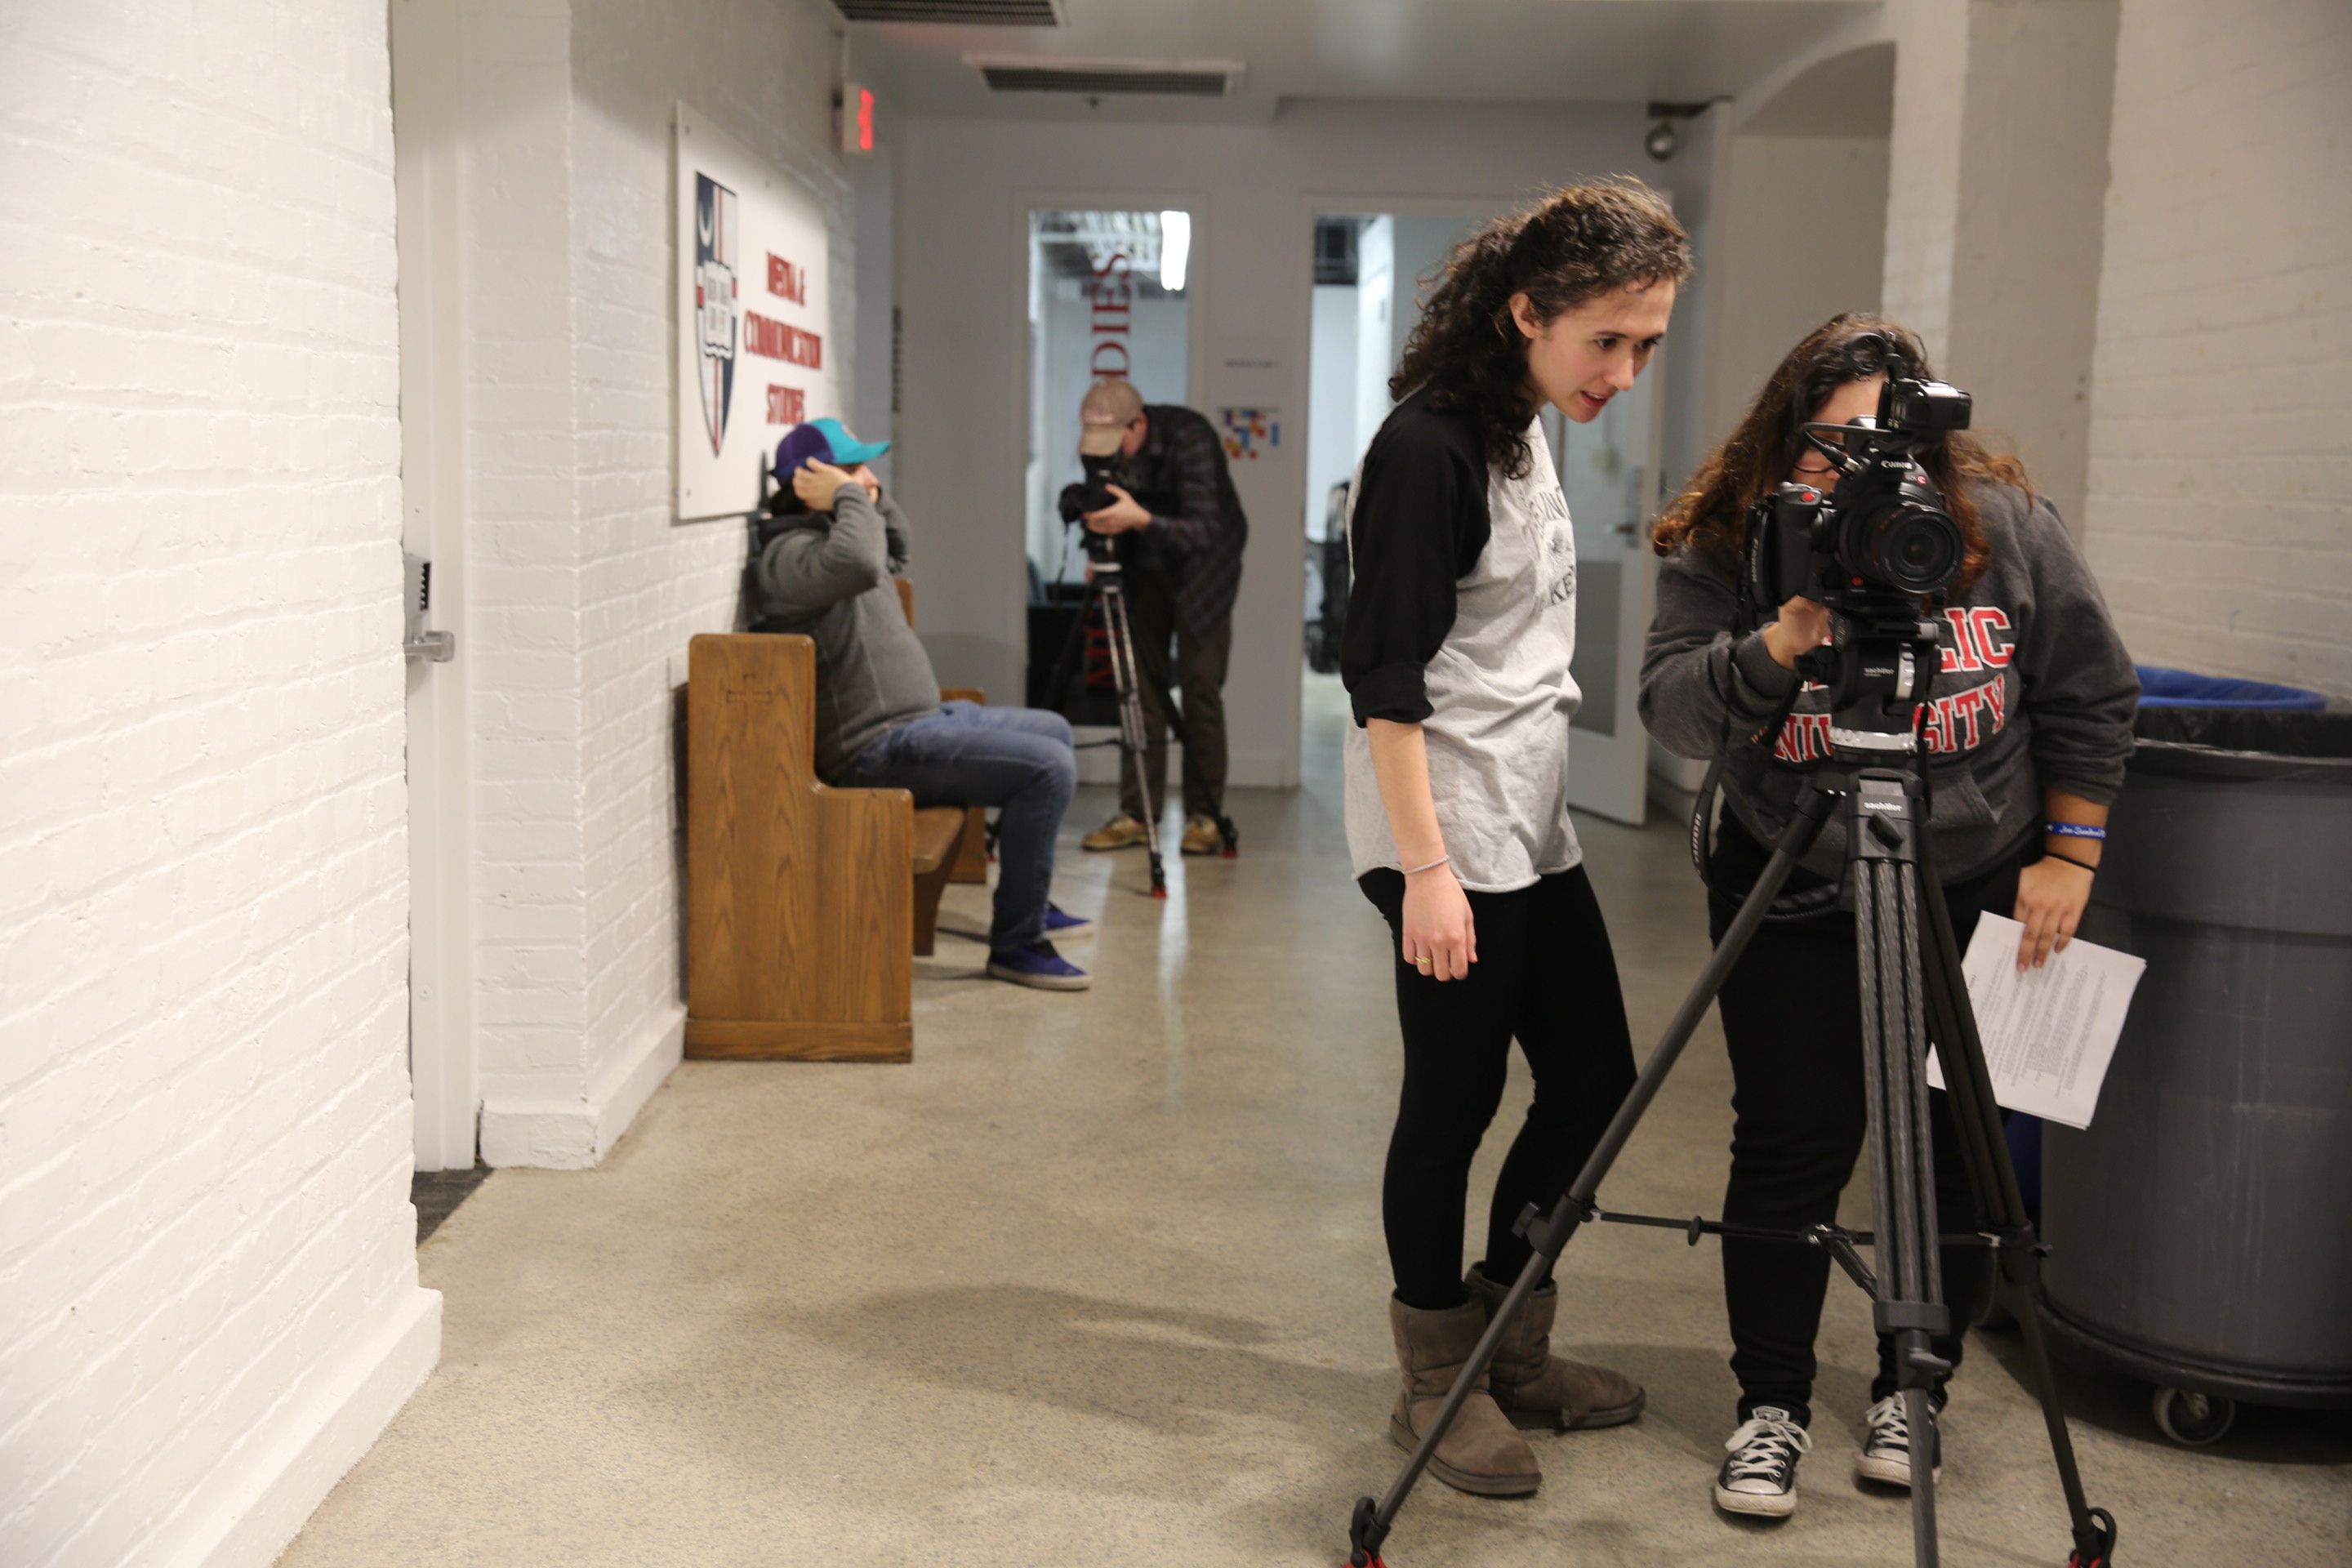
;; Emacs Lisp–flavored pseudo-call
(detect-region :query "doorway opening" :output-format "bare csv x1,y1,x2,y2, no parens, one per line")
1299,207,1666,823
1022,208,1191,770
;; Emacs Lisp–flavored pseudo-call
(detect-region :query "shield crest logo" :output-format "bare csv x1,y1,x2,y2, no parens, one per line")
693,173,739,457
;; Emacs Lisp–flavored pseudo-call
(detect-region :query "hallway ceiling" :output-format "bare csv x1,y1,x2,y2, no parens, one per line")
844,0,1877,123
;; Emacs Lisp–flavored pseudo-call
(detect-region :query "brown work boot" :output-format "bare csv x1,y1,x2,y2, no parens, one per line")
1179,813,1223,856
1080,813,1148,851
1467,1264,1646,1431
1388,1294,1542,1496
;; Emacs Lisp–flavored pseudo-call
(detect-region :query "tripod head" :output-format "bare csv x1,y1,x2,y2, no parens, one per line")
1798,601,1945,765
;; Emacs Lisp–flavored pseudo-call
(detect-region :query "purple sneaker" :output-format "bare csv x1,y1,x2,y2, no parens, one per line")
987,940,1090,991
1043,903,1096,942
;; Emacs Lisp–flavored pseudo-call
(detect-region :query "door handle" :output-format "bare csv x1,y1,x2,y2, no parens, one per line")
404,630,457,662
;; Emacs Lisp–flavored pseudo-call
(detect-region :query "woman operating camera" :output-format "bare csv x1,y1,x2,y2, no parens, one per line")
1640,316,2138,1518
1340,182,1690,1497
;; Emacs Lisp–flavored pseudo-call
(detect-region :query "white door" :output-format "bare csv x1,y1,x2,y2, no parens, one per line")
1555,347,1667,826
393,0,475,1171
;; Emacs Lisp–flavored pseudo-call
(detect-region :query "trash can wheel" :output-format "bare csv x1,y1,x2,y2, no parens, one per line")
2151,1386,2235,1446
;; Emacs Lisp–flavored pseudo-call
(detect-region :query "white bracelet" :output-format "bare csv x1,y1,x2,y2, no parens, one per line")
1402,854,1451,876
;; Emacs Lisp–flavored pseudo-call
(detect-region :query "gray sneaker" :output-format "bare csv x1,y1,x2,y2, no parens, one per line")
1857,1394,1941,1487
1714,1406,1811,1517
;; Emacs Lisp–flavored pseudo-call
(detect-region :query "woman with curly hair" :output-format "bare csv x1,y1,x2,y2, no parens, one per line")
1640,315,2136,1518
1339,181,1690,1497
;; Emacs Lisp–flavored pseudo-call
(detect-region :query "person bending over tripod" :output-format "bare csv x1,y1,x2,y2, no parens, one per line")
1070,378,1248,858
1640,316,2138,1518
1340,182,1690,1499
751,418,1094,991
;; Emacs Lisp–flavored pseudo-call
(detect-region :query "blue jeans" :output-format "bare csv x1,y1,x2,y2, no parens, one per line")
841,702,1076,955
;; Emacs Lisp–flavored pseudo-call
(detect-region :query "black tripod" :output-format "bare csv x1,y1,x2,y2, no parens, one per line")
1042,532,1237,897
1345,637,2118,1568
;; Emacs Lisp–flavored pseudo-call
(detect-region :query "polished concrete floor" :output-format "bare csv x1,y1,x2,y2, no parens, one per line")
285,675,2349,1567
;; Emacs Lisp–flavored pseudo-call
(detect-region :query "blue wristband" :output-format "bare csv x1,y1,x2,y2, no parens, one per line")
2047,822,2106,840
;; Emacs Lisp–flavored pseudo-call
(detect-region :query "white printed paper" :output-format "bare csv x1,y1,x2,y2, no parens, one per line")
1927,912,2144,1129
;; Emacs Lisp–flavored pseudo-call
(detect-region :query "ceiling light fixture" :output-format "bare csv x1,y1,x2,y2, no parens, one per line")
1159,211,1190,293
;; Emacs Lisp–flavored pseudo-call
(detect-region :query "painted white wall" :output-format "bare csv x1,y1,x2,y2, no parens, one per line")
893,101,1689,788
457,0,855,1167
0,2,439,1563
851,144,898,492
1883,0,2121,532
2082,0,2352,700
1697,133,1890,442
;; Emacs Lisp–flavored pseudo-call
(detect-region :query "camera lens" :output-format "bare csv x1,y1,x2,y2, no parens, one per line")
1870,506,1961,593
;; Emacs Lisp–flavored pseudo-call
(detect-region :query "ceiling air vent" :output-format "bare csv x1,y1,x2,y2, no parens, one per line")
973,56,1241,97
835,0,1058,22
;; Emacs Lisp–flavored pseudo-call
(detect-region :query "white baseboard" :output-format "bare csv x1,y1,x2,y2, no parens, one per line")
479,1005,684,1169
173,1285,441,1568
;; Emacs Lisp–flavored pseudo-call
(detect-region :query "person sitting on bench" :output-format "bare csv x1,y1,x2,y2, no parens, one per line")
750,418,1093,991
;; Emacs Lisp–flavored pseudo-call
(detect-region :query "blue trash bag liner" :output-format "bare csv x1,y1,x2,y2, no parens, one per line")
2136,664,2326,710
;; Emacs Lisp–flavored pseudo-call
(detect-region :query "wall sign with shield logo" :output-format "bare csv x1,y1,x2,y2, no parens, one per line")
675,103,836,522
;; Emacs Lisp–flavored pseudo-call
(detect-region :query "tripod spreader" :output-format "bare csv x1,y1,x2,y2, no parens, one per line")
1342,759,2118,1568
1040,541,1241,887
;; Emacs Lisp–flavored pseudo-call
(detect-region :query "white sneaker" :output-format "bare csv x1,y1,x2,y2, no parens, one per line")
1857,1394,1942,1486
1715,1406,1812,1517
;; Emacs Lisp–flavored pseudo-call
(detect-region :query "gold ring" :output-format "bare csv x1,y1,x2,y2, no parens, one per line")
1414,956,1432,969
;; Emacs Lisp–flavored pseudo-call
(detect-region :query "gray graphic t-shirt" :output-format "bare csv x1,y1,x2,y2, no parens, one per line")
1341,402,1584,892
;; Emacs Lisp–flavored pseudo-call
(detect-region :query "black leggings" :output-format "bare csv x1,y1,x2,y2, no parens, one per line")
1708,815,2020,1427
1361,866,1638,1312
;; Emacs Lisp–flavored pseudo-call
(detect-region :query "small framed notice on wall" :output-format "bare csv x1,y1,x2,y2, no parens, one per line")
675,102,836,522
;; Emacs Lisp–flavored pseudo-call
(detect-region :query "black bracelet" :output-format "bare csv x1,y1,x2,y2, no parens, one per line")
2042,848,2099,874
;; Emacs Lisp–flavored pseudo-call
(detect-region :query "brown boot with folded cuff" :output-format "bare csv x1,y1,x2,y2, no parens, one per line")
1388,1292,1543,1496
1467,1263,1646,1431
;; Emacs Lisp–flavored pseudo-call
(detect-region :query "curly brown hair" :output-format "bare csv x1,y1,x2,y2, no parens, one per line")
1651,314,2030,590
1390,180,1692,479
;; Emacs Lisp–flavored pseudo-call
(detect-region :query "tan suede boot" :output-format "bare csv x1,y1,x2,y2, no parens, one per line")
1388,1294,1543,1496
1468,1264,1646,1432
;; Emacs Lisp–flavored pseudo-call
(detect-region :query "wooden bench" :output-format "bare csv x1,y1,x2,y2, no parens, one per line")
684,631,975,1063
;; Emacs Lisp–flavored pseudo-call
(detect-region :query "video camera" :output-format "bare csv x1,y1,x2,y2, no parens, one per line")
1057,452,1127,564
1747,334,1973,612
1057,452,1123,528
1741,334,1976,755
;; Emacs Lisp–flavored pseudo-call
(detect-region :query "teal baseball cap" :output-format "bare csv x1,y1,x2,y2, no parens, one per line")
775,416,890,476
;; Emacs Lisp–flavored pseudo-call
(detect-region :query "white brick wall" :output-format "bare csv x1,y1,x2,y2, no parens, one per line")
2082,0,2352,699
464,0,853,1165
0,2,439,1564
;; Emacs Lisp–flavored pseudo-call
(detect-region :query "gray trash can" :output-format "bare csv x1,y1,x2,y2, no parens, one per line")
2042,707,2352,1444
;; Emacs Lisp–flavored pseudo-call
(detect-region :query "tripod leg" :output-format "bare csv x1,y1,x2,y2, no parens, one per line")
1848,774,1948,1568
1096,576,1165,898
1346,779,1842,1568
1914,845,2118,1568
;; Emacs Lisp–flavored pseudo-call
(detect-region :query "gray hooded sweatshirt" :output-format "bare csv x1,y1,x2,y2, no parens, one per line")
751,483,942,782
1639,482,2139,884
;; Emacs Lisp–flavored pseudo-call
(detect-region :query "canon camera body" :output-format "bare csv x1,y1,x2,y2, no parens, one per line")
1057,452,1124,527
1748,352,1974,614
